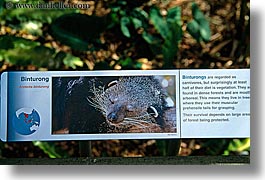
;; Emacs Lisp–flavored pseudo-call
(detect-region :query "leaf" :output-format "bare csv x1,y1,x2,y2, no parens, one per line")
53,51,84,69
131,8,149,29
33,141,67,158
167,6,181,25
62,53,83,69
131,17,143,29
117,0,127,6
0,35,52,67
192,3,205,21
187,20,201,42
0,35,40,50
0,36,15,50
142,32,162,44
120,57,133,67
237,138,250,152
166,7,182,44
189,3,211,42
146,6,182,67
133,8,149,19
0,35,83,69
51,13,107,51
21,21,43,36
117,57,142,69
51,23,89,51
107,12,120,29
120,16,131,38
142,32,162,54
198,18,211,42
1,45,54,67
0,0,4,14
227,138,250,153
162,28,179,68
150,6,169,40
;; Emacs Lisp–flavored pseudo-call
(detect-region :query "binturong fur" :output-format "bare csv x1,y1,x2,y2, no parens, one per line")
88,76,176,133
52,76,116,134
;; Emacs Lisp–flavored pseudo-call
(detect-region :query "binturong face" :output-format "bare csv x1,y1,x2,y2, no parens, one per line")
103,77,163,126
87,76,166,129
104,81,149,124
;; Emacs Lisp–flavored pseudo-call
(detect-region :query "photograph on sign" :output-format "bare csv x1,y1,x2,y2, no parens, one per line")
51,75,177,135
0,71,181,142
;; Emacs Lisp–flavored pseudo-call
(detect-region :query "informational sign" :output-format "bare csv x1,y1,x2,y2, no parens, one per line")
0,69,250,141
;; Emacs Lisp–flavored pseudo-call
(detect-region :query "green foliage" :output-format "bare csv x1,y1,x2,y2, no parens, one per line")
118,57,142,69
149,7,169,40
20,21,43,36
0,0,4,14
201,139,230,155
62,53,84,69
1,0,211,69
33,141,69,158
224,138,250,155
187,3,211,42
0,0,77,37
0,35,83,69
109,1,209,68
51,13,108,51
142,31,163,54
108,0,149,38
120,16,131,38
195,138,250,156
109,3,182,68
0,1,84,68
146,6,182,68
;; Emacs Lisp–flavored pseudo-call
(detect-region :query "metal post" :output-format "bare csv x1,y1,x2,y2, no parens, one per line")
79,140,92,157
166,139,181,156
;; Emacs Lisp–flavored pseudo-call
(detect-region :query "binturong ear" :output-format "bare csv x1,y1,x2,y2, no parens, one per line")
107,80,118,88
147,106,159,118
147,105,165,127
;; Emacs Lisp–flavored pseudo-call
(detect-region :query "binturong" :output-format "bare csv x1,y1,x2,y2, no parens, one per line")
88,76,176,133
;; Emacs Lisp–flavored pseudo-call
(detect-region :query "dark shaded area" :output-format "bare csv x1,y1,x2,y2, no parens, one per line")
0,156,250,165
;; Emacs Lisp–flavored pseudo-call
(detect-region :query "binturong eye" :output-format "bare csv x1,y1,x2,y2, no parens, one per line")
109,98,114,104
126,104,134,112
109,98,118,104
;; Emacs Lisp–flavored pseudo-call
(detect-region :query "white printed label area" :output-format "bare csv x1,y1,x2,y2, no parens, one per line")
180,69,250,138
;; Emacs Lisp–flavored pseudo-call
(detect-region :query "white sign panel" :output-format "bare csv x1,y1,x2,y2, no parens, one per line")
0,69,250,141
